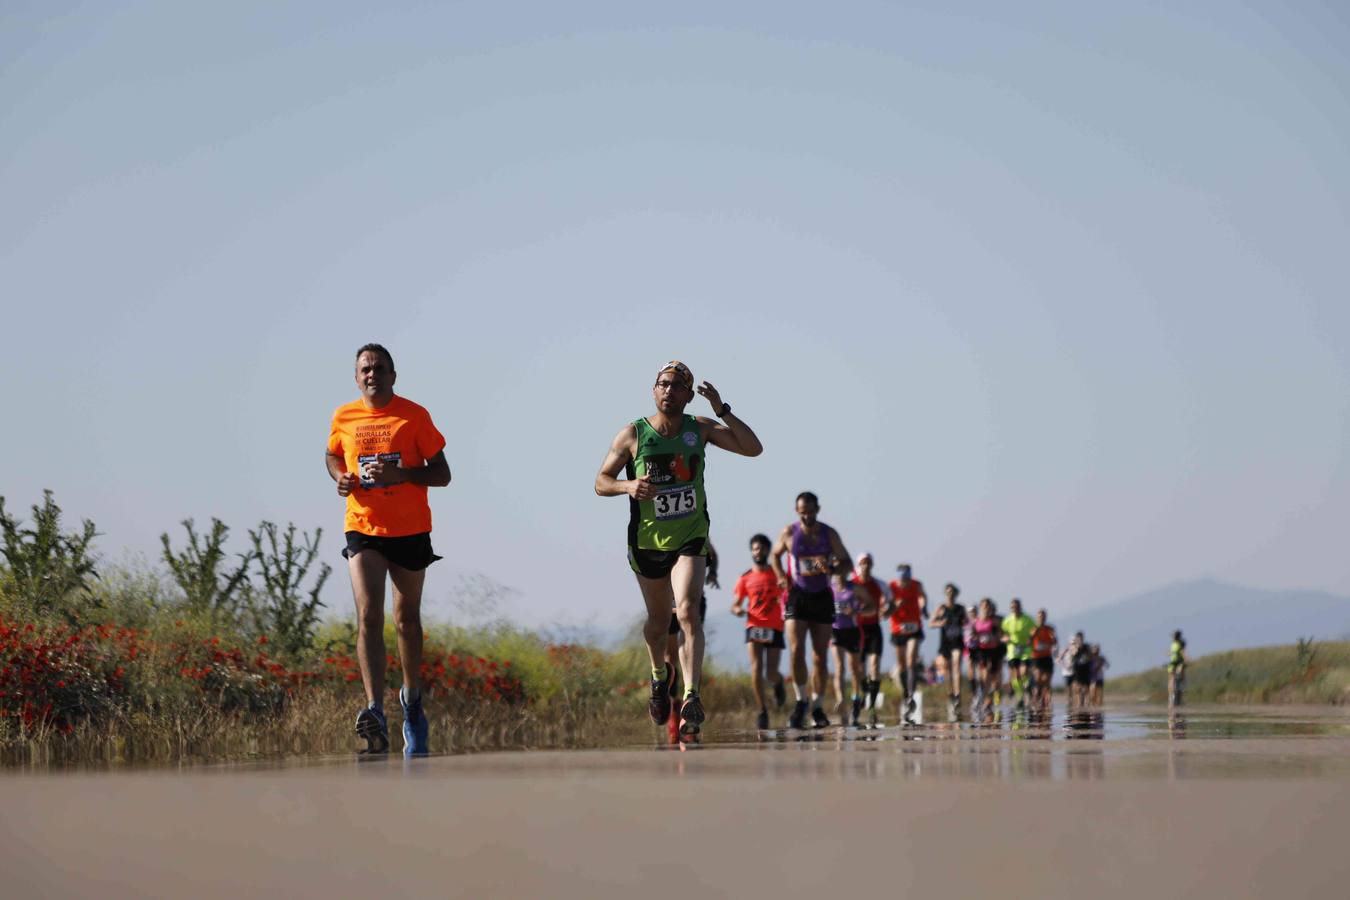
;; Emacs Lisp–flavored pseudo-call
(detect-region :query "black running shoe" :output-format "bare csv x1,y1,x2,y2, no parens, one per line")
851,697,863,726
773,679,786,709
648,665,672,725
788,700,808,729
679,692,706,736
755,708,770,730
355,705,389,754
811,706,830,728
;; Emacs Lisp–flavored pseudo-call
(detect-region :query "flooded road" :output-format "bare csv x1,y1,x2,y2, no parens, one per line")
4,704,1348,898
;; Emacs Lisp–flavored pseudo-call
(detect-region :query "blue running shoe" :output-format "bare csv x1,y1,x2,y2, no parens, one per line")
355,705,389,754
400,686,429,756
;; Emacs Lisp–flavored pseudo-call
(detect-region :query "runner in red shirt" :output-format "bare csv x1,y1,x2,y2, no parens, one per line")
884,563,928,723
850,552,890,725
1029,609,1058,714
731,534,787,729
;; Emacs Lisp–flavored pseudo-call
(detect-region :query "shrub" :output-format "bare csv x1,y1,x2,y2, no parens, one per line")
243,522,330,660
160,519,251,627
0,491,99,620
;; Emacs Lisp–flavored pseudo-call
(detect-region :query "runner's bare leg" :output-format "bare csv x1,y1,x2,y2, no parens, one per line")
748,643,767,710
635,574,676,675
766,646,783,696
670,555,706,691
787,619,810,689
389,564,425,695
348,551,389,706
831,644,847,717
809,621,832,702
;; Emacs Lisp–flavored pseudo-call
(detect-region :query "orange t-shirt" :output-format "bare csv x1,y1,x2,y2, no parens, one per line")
888,579,925,634
1031,625,1057,659
327,395,446,537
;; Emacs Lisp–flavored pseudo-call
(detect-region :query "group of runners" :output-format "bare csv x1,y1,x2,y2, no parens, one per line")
731,535,1121,729
325,349,1140,754
591,359,1128,736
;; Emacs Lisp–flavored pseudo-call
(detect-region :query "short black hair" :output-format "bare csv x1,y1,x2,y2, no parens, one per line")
796,491,818,506
749,533,771,547
945,583,959,596
355,343,395,372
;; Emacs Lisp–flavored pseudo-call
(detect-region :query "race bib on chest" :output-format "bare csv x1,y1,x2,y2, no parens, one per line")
747,626,776,644
357,452,401,488
899,621,920,635
652,485,697,519
797,555,829,576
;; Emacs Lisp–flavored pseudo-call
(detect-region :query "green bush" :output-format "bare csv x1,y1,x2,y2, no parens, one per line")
0,491,99,621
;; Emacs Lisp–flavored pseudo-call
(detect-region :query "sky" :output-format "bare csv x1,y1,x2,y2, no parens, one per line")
3,1,1348,638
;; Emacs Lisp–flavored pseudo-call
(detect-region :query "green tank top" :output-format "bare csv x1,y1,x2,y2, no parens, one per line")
626,415,709,551
1169,640,1184,666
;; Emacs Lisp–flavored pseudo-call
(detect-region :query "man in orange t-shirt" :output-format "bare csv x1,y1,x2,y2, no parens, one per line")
326,343,450,755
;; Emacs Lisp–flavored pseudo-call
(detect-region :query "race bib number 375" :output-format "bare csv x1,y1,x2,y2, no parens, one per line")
653,486,697,519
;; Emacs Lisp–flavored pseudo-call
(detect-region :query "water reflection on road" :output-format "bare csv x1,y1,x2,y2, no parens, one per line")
651,704,1350,780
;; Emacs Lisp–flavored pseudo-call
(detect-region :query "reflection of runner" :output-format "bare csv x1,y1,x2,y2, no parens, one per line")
851,553,890,725
1029,610,1057,712
732,535,786,730
326,344,451,756
771,492,859,729
929,583,967,719
1000,598,1035,712
830,574,865,726
1168,631,1188,708
594,361,763,738
885,565,927,723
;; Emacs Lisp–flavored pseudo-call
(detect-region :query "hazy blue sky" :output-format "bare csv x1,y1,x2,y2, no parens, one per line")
4,1,1348,635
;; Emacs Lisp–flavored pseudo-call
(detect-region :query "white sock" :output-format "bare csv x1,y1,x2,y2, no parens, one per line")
793,682,806,702
810,692,821,708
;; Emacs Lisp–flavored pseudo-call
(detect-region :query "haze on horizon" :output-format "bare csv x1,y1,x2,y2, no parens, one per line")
4,1,1348,637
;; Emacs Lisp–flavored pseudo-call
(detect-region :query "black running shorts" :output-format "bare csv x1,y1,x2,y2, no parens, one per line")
938,637,963,657
832,627,861,654
784,586,834,625
342,531,440,572
890,630,924,647
859,623,883,656
629,537,707,580
1034,657,1054,676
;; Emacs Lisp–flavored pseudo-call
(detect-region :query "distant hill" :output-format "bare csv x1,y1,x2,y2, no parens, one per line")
1055,579,1350,676
685,578,1350,678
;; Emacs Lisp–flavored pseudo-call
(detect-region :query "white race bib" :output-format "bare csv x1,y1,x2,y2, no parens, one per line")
653,485,697,519
747,626,776,644
899,621,919,635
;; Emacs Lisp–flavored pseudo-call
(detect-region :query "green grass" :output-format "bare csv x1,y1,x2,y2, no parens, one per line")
1109,640,1350,705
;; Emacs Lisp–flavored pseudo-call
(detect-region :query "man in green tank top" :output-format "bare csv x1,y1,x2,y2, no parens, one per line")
595,360,764,737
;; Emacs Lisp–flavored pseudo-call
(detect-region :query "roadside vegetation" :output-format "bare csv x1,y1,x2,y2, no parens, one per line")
1109,640,1350,705
0,491,755,766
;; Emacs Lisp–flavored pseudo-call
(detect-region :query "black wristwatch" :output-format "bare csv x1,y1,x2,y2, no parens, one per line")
717,403,731,418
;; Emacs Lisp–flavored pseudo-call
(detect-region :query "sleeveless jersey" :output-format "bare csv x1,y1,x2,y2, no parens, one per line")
626,415,708,551
789,522,835,591
1031,625,1057,658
